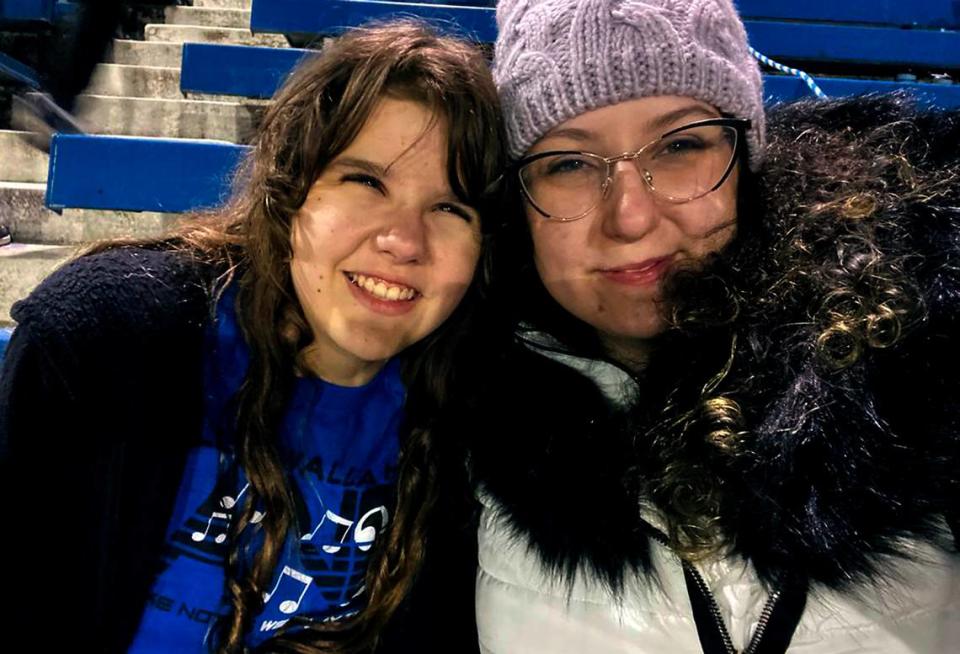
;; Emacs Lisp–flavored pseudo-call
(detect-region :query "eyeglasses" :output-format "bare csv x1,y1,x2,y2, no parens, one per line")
516,118,750,222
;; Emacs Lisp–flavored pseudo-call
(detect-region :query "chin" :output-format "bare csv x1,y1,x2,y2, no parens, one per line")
348,342,405,365
593,310,665,338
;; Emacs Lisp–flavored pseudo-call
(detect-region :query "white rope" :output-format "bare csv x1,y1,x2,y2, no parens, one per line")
749,46,828,99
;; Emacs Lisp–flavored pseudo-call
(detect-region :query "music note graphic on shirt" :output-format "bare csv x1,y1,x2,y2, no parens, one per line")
263,565,314,615
220,482,249,509
321,511,355,554
301,509,354,553
191,511,230,544
220,483,265,524
354,506,389,552
301,509,326,542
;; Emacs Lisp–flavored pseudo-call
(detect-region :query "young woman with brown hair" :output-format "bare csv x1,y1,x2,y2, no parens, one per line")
0,21,503,653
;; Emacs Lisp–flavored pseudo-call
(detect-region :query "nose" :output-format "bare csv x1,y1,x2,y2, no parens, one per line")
374,207,428,264
599,160,660,242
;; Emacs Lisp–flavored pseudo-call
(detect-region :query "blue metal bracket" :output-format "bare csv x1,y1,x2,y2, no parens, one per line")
0,51,42,88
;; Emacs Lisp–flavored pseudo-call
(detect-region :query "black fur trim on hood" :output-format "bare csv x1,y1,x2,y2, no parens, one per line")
468,93,960,595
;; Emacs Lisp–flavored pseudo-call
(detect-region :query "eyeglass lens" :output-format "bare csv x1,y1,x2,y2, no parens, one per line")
520,123,739,220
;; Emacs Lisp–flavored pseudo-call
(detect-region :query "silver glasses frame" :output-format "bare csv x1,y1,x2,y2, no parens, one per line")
516,117,752,222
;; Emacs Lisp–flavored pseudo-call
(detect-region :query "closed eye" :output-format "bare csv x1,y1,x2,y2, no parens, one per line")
434,202,476,223
342,173,386,194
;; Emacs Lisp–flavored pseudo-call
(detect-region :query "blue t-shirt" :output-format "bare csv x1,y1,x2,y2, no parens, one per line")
128,288,405,652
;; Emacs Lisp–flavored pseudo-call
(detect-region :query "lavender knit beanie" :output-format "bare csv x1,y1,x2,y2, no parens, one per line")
494,0,766,170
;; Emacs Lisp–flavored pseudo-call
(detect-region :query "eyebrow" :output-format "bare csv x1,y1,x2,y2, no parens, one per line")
645,105,719,132
331,155,468,205
330,156,390,177
538,104,721,146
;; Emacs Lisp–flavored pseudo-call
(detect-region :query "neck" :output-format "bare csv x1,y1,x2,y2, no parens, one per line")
598,333,652,373
298,343,386,387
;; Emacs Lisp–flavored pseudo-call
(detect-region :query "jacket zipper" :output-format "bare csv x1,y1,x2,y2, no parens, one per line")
681,559,738,654
644,522,782,654
742,590,782,654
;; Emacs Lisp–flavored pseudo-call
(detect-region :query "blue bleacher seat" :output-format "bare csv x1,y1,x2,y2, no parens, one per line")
250,0,498,41
180,41,960,108
181,44,310,100
0,0,56,23
764,75,960,106
746,20,960,69
46,134,248,213
735,0,960,29
247,1,960,71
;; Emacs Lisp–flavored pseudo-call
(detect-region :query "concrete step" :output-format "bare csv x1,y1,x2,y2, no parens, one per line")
144,24,287,47
0,243,76,324
0,131,48,183
86,64,183,100
165,6,251,29
184,91,271,104
73,95,261,142
0,183,48,243
109,39,183,68
195,0,251,8
0,181,182,245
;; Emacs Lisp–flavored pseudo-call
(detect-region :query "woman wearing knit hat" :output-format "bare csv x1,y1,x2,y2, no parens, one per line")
458,0,960,652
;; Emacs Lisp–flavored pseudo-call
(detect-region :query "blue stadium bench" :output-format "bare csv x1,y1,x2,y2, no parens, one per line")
734,0,960,29
181,43,310,99
763,76,960,107
251,0,498,41
746,21,960,70
180,38,960,107
46,134,248,213
247,1,960,72
0,0,56,23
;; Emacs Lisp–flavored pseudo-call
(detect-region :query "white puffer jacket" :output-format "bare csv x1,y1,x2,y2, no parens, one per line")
476,490,960,653
474,354,960,653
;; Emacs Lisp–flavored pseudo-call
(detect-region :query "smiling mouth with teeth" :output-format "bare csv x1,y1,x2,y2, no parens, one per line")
345,272,419,302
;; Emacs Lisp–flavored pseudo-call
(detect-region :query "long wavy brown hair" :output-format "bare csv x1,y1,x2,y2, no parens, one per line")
84,21,504,653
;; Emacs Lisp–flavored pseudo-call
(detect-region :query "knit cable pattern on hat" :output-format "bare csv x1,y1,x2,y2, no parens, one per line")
494,0,766,170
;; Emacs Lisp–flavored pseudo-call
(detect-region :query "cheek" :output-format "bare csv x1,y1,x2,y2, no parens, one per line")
289,210,319,265
432,228,483,302
528,216,579,281
675,188,738,255
448,235,483,286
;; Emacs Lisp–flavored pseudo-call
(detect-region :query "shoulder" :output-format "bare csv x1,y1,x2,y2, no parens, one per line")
11,246,216,346
6,246,220,394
